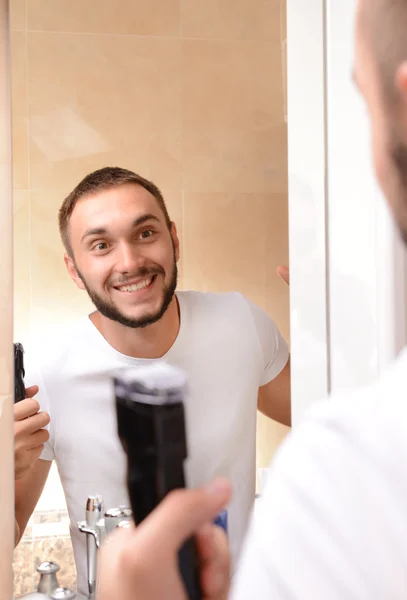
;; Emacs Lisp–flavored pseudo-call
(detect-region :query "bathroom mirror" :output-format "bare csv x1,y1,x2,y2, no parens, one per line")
4,0,405,596
6,0,294,596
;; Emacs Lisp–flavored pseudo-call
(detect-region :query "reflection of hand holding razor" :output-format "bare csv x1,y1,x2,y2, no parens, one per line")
13,342,51,482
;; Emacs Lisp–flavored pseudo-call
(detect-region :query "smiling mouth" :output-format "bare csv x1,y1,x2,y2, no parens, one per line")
114,275,157,293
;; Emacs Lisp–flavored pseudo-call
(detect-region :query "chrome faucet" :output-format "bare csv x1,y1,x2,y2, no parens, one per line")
77,495,132,598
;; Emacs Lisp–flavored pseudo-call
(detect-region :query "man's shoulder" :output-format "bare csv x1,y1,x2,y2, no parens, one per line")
274,349,407,484
239,354,407,600
177,290,249,315
309,349,407,428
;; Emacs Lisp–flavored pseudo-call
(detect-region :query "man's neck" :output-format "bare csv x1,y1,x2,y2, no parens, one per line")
90,296,180,359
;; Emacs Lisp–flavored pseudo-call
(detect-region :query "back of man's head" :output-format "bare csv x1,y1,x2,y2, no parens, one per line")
355,0,407,244
363,0,407,101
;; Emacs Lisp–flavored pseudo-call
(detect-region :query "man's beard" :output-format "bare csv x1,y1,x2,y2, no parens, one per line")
77,259,178,329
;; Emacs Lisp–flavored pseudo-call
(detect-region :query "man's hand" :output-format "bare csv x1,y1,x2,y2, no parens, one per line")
277,265,289,286
14,386,50,480
97,477,232,600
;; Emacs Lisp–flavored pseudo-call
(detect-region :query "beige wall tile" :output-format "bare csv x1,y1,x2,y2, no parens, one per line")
181,0,281,41
10,0,26,30
160,189,183,228
160,189,185,289
27,32,182,192
27,0,179,36
182,40,283,133
265,191,289,340
147,126,183,192
12,117,30,190
182,190,289,316
30,190,93,336
280,0,287,41
183,124,287,193
13,190,31,342
10,32,27,117
183,193,269,303
10,31,29,190
256,413,289,468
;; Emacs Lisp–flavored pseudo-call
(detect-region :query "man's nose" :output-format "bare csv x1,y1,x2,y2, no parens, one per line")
115,243,145,274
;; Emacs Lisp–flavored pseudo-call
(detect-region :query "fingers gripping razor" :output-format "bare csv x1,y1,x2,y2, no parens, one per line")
114,363,202,600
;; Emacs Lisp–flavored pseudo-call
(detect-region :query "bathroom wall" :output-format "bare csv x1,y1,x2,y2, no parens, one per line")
10,0,289,594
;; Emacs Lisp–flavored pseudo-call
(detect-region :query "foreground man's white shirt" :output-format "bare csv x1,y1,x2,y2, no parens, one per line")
231,347,407,599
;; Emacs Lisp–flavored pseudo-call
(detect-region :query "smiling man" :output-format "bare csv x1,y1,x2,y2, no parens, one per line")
14,166,290,597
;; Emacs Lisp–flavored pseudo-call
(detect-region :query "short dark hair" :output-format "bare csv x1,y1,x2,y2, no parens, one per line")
59,166,171,255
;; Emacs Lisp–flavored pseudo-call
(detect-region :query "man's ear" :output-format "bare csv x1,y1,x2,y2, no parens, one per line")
64,253,86,290
170,222,180,263
395,62,407,105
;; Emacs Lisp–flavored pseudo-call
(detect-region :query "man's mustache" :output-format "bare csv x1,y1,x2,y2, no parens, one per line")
108,266,165,288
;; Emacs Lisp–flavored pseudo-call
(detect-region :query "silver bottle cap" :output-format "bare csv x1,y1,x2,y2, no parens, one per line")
36,560,60,574
104,507,132,520
104,506,132,534
117,519,133,529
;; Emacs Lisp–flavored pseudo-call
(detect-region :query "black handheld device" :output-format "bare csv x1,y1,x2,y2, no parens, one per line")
114,363,202,600
14,342,26,403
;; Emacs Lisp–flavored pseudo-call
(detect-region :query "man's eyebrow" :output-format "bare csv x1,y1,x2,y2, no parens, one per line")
80,213,161,243
81,226,107,242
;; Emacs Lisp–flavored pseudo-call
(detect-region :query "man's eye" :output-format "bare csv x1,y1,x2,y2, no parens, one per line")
140,230,154,239
94,242,108,251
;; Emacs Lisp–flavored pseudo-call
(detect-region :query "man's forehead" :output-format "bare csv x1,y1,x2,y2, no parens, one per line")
67,187,164,241
72,185,159,219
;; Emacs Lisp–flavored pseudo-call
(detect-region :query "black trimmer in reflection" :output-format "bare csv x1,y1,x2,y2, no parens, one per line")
113,363,202,600
14,342,26,403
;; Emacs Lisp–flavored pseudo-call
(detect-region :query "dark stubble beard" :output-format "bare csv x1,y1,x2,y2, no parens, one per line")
76,254,178,329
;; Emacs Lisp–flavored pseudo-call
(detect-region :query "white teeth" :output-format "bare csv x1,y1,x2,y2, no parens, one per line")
118,277,153,292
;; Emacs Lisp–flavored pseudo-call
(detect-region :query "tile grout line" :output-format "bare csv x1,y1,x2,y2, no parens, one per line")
15,28,280,44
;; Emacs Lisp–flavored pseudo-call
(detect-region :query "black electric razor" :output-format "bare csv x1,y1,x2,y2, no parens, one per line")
114,363,202,600
14,343,26,403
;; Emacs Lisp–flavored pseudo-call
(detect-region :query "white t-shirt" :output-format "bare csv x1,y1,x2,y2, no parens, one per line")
25,291,288,596
231,347,407,599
